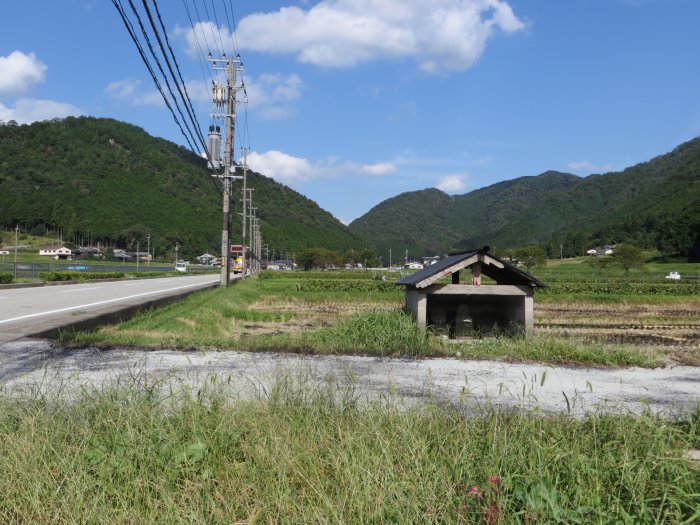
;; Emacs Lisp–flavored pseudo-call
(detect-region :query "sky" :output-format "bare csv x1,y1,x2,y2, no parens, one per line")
2,0,700,225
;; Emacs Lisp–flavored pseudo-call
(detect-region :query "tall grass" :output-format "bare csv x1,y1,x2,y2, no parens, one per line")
308,309,438,357
0,378,698,523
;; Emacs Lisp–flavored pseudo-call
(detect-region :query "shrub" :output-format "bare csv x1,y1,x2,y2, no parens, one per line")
0,272,12,284
39,271,125,282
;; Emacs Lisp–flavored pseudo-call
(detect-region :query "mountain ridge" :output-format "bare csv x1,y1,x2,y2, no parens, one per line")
349,137,700,259
0,117,364,258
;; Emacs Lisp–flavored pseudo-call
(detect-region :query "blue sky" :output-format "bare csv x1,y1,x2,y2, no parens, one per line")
2,0,699,224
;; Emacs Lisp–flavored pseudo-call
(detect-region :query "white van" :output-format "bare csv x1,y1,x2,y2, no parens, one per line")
175,261,188,273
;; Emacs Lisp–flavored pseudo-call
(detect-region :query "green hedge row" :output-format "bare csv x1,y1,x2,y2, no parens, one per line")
538,281,700,296
260,270,393,281
295,279,400,293
0,272,12,284
40,271,125,282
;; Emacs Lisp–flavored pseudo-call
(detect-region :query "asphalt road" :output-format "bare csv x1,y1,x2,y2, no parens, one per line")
0,274,221,342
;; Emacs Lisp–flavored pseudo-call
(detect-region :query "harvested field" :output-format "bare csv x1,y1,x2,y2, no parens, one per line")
535,301,700,364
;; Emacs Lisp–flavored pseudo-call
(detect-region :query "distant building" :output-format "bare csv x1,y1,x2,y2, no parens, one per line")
39,246,72,259
421,256,441,266
197,253,217,264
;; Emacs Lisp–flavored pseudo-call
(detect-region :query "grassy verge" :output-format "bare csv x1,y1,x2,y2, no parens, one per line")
61,277,667,368
0,381,698,524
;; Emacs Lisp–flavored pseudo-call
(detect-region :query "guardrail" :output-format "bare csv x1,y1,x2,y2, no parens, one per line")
0,262,216,279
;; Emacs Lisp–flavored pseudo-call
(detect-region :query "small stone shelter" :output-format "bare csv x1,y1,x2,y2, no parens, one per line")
398,249,546,337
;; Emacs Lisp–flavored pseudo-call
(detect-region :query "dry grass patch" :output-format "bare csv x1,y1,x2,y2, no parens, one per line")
535,300,700,365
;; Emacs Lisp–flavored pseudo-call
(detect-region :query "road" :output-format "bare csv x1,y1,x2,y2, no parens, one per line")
0,274,221,343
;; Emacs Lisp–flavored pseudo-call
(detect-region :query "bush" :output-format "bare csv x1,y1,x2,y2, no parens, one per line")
296,279,399,293
539,281,700,296
0,272,12,284
39,271,125,282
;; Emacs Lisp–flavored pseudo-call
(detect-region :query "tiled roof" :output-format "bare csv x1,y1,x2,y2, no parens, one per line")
397,249,547,289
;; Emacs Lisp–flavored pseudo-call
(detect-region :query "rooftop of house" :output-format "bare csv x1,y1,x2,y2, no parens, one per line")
398,248,547,289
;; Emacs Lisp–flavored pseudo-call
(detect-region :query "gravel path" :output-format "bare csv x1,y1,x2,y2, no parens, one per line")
1,339,699,417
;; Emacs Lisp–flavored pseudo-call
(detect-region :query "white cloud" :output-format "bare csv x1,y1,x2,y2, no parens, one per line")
360,162,396,176
0,51,47,97
247,150,315,185
247,150,398,185
567,160,614,174
244,73,304,120
436,174,469,193
174,21,237,58
236,0,524,72
105,78,140,99
0,98,83,124
105,78,211,108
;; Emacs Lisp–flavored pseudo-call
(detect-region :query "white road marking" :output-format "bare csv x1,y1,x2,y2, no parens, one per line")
60,287,101,293
0,279,217,324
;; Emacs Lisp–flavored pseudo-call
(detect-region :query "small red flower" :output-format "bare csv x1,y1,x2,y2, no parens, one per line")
468,485,482,496
489,475,501,484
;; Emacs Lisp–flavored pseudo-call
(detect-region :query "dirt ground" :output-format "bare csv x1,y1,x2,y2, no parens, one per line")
235,298,700,364
535,301,700,364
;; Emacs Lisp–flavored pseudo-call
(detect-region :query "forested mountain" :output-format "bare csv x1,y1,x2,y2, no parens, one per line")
349,138,700,260
0,117,364,258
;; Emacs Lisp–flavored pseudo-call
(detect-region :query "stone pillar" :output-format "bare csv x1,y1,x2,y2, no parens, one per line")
513,293,534,334
405,289,428,331
524,295,534,333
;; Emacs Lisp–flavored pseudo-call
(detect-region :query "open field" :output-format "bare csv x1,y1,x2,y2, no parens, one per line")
1,377,699,524
60,269,700,368
5,266,700,523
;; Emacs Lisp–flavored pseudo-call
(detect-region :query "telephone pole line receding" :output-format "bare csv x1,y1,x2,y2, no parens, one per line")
209,54,243,287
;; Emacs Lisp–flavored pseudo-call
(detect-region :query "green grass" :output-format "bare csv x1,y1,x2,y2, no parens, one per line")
61,278,663,368
0,380,698,524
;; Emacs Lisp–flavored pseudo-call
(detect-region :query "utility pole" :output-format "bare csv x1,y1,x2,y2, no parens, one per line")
246,188,254,272
14,224,18,280
147,234,151,267
255,218,262,272
249,206,257,273
209,54,243,287
241,149,248,278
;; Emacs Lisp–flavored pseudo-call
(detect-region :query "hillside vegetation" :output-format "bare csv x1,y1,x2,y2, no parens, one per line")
0,117,363,258
349,139,700,260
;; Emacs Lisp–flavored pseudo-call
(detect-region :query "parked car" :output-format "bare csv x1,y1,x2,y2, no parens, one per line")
665,271,681,280
175,261,188,273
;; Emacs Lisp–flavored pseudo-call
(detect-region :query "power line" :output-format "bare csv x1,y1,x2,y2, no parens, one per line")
112,0,198,153
124,0,202,150
150,0,207,148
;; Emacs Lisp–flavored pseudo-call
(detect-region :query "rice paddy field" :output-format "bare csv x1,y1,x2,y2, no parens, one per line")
2,261,699,523
60,264,700,368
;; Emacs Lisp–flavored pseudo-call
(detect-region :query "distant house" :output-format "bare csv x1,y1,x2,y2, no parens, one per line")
113,249,133,260
398,248,546,337
406,262,424,270
197,253,217,264
270,259,295,270
421,256,441,266
74,246,103,258
39,246,72,259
